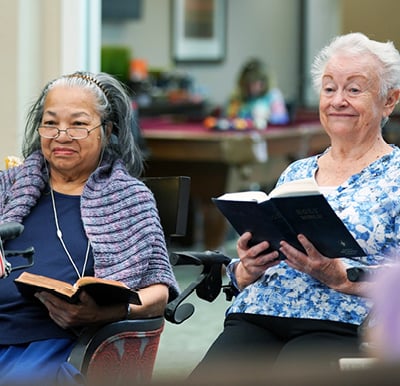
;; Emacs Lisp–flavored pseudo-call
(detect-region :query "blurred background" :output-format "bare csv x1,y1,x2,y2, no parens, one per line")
3,0,400,161
2,0,400,382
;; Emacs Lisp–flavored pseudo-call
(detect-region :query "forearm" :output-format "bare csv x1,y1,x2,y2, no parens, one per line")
128,284,169,319
234,261,261,290
299,256,374,297
94,284,169,323
41,283,170,329
330,272,373,297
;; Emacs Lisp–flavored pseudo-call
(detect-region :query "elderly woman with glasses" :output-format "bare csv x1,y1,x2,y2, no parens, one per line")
0,72,179,385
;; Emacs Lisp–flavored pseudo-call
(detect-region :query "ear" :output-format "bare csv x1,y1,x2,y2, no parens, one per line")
105,122,113,139
384,88,400,113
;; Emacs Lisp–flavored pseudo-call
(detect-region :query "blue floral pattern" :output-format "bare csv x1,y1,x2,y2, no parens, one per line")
227,145,400,325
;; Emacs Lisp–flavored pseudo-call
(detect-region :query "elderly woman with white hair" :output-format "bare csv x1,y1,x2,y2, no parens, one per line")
190,32,400,378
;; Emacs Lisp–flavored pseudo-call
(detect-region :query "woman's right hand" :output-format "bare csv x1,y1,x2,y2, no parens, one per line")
235,232,280,290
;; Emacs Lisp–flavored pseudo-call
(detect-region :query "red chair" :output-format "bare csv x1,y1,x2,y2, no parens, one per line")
68,317,165,384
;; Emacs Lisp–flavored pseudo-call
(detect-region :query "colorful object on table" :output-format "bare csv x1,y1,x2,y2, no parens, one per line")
203,116,257,131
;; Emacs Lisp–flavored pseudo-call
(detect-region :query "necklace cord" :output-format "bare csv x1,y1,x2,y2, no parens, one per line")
49,182,91,279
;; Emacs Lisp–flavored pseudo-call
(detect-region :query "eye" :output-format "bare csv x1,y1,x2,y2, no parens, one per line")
42,119,57,126
322,86,335,95
347,86,361,95
71,121,89,128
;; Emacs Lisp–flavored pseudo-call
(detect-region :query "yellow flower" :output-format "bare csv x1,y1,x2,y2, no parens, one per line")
4,156,22,169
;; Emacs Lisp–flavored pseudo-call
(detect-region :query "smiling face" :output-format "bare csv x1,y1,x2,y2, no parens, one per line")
319,53,398,140
40,85,104,182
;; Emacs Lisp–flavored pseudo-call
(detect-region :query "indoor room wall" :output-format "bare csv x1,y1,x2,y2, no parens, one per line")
2,0,400,162
341,0,400,48
101,0,303,108
0,0,99,163
1,1,19,163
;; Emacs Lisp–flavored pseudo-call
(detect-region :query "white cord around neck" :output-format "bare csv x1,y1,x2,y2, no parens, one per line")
49,183,90,279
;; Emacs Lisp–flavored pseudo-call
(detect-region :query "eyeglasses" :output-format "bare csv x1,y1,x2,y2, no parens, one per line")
38,122,103,140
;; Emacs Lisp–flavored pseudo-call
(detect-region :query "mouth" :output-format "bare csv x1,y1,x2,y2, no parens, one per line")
52,147,77,156
327,112,357,118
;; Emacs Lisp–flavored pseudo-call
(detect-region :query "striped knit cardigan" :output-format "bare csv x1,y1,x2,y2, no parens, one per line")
0,151,179,300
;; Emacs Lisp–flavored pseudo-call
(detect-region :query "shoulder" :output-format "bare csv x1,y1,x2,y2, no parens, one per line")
389,144,400,159
278,155,319,184
88,159,149,192
84,160,155,209
374,145,400,174
0,152,46,189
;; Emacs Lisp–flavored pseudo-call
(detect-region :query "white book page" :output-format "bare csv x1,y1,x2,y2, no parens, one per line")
269,178,320,198
216,191,269,203
216,178,320,203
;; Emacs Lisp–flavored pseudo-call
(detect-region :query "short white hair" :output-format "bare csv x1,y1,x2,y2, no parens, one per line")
311,32,400,98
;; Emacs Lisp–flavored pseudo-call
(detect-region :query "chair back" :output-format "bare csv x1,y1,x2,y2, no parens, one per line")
68,317,164,384
143,176,190,238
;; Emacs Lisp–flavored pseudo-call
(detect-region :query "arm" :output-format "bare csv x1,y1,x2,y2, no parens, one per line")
36,283,169,329
280,234,372,296
129,283,168,318
83,176,179,300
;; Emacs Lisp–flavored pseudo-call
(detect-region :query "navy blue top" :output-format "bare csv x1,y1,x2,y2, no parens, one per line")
0,189,94,345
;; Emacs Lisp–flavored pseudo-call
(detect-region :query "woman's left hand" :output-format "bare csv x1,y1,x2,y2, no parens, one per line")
35,290,126,329
279,234,349,292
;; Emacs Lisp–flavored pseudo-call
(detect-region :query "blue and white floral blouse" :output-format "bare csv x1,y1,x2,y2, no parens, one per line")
226,145,400,326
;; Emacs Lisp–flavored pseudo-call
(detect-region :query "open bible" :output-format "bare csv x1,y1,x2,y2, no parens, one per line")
15,272,141,306
213,178,365,259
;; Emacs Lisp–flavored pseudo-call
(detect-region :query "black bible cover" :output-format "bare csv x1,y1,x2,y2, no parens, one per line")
213,179,365,259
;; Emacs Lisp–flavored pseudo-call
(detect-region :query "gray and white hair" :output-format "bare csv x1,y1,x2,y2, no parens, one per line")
23,71,143,177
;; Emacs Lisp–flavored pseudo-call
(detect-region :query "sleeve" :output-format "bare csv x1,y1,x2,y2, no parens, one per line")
83,172,180,301
226,258,241,292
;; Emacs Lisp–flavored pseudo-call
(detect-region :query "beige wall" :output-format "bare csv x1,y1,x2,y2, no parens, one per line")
1,1,19,162
0,0,63,162
0,0,99,163
102,0,302,107
341,0,400,49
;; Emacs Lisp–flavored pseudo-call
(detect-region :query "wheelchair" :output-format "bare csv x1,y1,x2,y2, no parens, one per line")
0,177,234,385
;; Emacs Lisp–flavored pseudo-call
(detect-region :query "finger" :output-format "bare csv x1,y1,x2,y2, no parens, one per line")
78,290,95,305
237,232,252,249
35,291,58,307
297,234,317,256
279,240,302,257
35,292,46,305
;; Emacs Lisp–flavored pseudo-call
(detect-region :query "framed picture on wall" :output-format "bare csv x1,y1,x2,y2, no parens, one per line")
172,0,227,62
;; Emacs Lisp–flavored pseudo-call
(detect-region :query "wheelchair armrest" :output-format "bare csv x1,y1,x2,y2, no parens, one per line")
165,250,231,324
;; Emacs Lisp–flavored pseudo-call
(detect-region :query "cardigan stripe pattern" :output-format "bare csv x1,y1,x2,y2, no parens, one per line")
0,151,179,299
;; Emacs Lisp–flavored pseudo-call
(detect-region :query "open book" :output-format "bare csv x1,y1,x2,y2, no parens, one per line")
213,178,365,259
14,272,141,306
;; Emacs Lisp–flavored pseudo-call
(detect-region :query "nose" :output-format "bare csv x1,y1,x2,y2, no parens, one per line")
331,89,348,108
56,128,72,141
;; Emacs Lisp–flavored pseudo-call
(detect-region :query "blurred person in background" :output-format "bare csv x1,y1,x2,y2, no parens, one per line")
226,58,290,128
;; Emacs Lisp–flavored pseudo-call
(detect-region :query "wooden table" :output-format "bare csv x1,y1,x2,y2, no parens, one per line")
141,117,330,249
